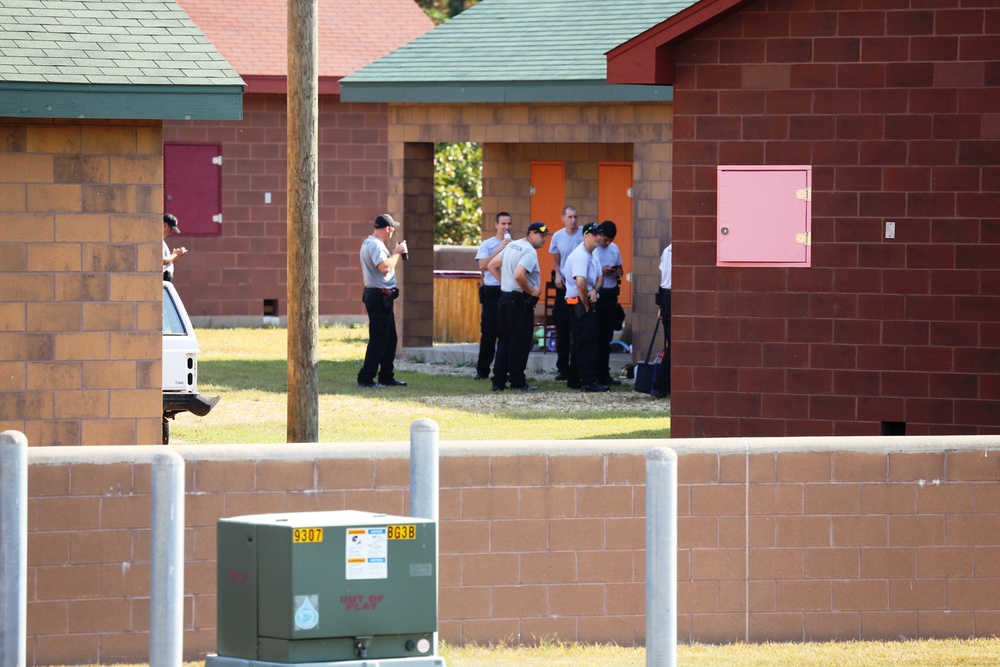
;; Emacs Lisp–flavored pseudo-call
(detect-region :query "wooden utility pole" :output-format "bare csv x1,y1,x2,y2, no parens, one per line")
286,0,319,442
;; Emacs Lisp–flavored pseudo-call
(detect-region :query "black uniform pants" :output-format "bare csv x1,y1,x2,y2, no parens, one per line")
568,304,599,388
476,285,502,377
552,285,571,374
493,291,537,390
653,288,672,394
358,288,398,384
595,286,619,382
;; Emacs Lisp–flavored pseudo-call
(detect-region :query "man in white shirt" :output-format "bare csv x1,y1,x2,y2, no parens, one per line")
594,221,625,387
473,212,513,380
652,243,672,398
162,214,187,282
563,223,608,393
487,222,551,392
358,214,408,389
547,205,582,381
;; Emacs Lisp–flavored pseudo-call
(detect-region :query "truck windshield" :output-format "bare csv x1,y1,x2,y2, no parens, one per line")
163,286,188,335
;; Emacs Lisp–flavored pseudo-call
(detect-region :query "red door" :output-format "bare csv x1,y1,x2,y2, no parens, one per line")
163,142,223,236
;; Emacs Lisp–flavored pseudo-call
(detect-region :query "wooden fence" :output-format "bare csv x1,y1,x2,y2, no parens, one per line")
433,270,481,343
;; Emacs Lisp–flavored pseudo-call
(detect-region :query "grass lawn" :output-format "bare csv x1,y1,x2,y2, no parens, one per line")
51,637,1000,666
170,325,671,444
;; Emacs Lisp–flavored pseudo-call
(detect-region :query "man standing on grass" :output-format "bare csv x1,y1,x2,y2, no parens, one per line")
473,212,513,380
651,243,672,398
357,213,408,389
564,222,608,393
487,221,551,392
594,220,624,387
548,205,582,381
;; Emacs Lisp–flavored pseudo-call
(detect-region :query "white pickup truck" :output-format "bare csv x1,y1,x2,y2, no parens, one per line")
162,281,219,444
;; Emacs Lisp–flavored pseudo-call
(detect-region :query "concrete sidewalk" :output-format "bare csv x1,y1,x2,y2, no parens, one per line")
403,343,632,376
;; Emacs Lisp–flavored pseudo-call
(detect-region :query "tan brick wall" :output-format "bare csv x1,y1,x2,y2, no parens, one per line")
17,435,1000,664
0,119,164,446
386,102,672,350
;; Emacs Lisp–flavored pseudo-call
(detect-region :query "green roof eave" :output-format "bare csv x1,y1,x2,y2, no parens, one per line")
0,83,244,121
340,80,673,104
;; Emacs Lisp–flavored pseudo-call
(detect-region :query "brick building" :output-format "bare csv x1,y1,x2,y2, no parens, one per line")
163,0,433,324
345,0,999,433
608,0,1000,437
341,0,683,347
0,0,242,446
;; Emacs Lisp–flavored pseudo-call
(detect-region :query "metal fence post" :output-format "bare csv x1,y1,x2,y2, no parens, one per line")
150,451,185,667
409,418,439,523
0,431,28,667
646,447,677,667
410,418,440,654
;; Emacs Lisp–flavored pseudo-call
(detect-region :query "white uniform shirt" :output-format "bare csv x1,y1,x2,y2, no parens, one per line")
549,227,583,283
162,240,173,279
360,235,396,289
475,236,503,287
564,243,600,301
499,238,540,293
659,244,672,290
594,242,623,289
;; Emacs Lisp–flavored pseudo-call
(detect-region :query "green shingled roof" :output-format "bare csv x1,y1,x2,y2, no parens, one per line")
341,0,695,103
0,0,243,120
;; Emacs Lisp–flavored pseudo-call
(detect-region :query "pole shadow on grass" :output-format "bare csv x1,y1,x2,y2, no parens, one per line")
199,359,670,424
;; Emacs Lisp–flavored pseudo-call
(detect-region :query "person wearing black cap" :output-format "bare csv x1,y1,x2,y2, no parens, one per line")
594,221,625,387
486,221,551,392
162,213,187,282
357,214,408,389
563,222,608,392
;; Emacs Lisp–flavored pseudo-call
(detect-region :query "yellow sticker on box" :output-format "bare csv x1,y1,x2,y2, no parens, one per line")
387,524,416,540
293,528,324,543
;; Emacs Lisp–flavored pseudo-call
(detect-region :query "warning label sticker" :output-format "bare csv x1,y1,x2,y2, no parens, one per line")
345,527,388,580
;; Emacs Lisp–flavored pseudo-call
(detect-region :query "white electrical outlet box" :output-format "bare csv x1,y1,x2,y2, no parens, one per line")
885,221,896,239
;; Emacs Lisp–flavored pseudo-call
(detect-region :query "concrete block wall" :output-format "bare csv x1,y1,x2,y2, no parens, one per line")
668,2,1000,437
0,119,164,446
162,95,390,324
20,435,1000,665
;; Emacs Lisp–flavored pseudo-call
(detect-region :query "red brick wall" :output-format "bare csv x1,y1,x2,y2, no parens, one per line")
21,436,1000,665
162,95,389,322
669,2,1000,438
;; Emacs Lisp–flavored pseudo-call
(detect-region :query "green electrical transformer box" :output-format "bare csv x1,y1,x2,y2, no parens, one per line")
212,510,439,665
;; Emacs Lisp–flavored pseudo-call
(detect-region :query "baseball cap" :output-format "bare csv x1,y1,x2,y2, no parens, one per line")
527,222,550,235
582,222,601,235
374,214,400,228
598,220,617,238
163,213,180,233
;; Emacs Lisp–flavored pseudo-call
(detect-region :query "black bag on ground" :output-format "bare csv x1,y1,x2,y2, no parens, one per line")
634,318,661,395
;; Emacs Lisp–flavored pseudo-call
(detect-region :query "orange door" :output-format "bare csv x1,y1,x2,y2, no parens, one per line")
529,161,565,286
598,162,634,306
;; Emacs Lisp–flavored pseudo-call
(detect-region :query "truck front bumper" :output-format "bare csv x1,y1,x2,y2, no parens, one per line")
163,392,220,417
